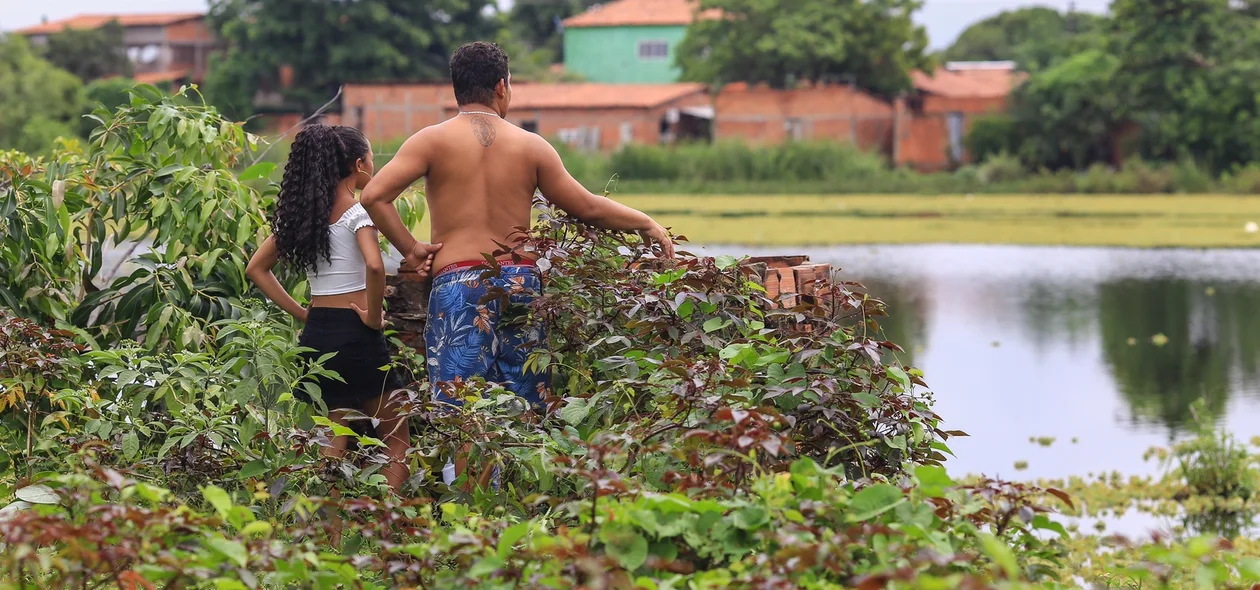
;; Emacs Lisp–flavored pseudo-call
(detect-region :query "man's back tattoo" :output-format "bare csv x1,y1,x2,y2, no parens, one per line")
471,116,496,147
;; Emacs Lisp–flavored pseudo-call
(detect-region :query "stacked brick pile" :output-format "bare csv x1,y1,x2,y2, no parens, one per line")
742,256,833,309
382,254,828,351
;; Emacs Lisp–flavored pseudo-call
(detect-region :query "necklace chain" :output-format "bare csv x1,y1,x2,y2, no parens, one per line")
458,110,500,118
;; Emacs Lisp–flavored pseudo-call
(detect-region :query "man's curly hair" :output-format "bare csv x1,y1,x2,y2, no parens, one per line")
450,42,510,106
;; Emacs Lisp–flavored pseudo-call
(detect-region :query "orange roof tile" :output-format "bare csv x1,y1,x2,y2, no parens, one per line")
563,0,718,28
447,82,708,110
17,13,203,35
133,69,191,85
911,67,1028,99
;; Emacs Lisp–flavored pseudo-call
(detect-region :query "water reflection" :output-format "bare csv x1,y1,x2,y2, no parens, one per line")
698,244,1260,480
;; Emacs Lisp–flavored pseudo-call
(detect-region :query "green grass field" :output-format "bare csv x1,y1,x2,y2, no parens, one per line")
601,194,1260,248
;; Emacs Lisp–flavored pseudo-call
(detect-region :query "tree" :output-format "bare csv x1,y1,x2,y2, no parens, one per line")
1110,0,1260,171
1006,49,1123,169
675,0,931,97
0,35,83,154
205,0,501,116
507,0,601,61
41,20,133,82
942,7,1108,72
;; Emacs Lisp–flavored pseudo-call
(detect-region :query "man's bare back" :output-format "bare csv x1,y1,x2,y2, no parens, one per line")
362,109,672,272
390,114,548,270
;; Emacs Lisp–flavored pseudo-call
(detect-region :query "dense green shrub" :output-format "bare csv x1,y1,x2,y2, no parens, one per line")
966,115,1017,164
8,78,1260,590
976,152,1028,184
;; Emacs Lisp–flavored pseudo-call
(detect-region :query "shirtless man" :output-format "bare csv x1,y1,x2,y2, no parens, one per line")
361,42,673,411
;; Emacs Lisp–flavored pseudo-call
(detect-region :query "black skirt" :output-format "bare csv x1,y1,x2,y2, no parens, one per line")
296,307,404,410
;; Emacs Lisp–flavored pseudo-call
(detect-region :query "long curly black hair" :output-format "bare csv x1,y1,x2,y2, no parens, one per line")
272,124,370,273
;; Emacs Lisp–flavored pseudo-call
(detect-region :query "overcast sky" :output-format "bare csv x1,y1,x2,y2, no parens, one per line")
0,0,1112,50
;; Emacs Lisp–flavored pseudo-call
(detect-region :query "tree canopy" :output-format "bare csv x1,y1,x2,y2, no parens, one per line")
675,0,931,97
41,20,133,82
0,35,84,154
205,0,500,116
942,7,1108,72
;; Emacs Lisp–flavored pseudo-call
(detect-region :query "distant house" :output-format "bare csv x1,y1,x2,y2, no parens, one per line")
714,82,895,153
17,13,219,86
561,0,716,84
895,61,1027,170
342,82,712,151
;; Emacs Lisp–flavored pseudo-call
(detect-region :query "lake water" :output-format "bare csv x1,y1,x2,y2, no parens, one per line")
698,244,1260,483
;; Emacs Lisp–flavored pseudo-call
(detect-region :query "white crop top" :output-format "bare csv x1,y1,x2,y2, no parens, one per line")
308,203,376,296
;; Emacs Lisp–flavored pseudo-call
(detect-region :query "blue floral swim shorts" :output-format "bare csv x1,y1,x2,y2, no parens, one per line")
425,264,548,408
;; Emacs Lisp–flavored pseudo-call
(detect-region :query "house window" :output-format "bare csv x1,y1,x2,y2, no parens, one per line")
785,118,805,141
520,120,539,134
638,40,669,60
558,127,601,151
619,122,634,145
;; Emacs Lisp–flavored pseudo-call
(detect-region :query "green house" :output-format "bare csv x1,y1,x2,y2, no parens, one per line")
562,0,702,84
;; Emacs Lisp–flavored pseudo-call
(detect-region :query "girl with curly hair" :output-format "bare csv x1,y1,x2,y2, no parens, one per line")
246,124,434,493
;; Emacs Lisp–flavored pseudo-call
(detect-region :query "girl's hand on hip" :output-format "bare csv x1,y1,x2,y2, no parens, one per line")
350,303,384,330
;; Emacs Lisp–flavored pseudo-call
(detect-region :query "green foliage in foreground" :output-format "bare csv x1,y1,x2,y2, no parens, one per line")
4,79,1260,590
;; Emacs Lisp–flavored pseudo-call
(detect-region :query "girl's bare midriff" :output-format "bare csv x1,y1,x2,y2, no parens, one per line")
309,289,370,310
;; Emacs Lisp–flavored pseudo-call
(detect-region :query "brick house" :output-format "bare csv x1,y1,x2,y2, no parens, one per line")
713,82,896,154
561,0,717,84
894,62,1027,170
343,82,711,151
17,13,220,86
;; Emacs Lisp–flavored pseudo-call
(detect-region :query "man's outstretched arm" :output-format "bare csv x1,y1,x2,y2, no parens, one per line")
534,137,674,257
361,131,442,268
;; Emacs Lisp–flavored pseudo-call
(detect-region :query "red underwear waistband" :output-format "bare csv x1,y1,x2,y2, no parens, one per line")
436,258,537,276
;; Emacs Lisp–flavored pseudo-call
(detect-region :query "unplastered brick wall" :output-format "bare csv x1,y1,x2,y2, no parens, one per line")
714,84,894,150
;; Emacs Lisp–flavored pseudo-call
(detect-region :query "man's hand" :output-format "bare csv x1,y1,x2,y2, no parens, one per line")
401,241,442,276
350,303,384,330
638,221,675,258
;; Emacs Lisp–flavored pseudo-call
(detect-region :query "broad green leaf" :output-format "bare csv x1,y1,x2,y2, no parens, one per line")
0,500,32,521
468,555,504,578
15,484,58,505
202,485,232,517
497,521,530,558
847,484,905,522
1031,514,1068,539
703,317,731,333
238,460,268,480
560,397,592,425
311,416,357,438
600,523,649,571
732,505,770,530
122,431,140,461
914,465,955,497
238,162,277,181
241,521,274,538
715,255,739,270
978,533,1018,579
887,366,911,389
204,536,248,567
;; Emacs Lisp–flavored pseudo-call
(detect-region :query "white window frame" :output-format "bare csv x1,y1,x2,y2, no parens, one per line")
637,40,669,61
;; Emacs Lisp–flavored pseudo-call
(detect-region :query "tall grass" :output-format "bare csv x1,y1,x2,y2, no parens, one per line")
559,142,1260,195
256,135,1260,195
